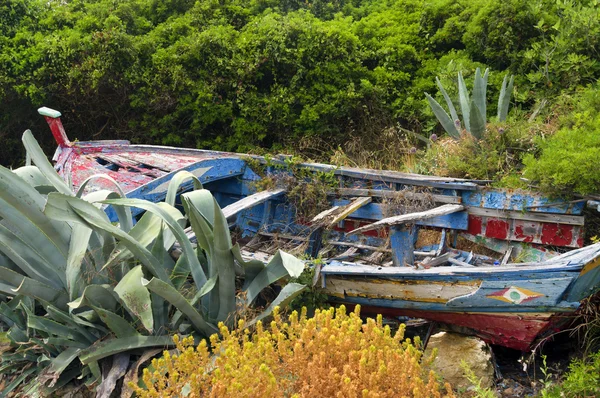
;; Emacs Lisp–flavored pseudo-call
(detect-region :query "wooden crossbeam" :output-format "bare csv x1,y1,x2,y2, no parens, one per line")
222,188,286,219
328,188,461,204
312,196,372,227
347,204,465,235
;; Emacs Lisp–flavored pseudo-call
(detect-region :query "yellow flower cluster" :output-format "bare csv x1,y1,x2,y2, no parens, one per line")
134,306,454,398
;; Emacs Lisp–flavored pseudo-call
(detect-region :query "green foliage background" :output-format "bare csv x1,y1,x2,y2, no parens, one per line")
1,0,600,194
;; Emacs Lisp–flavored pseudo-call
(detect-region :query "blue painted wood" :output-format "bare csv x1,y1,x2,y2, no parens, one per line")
105,158,246,221
326,295,581,313
445,277,576,308
567,263,600,302
462,190,585,215
332,200,468,230
390,225,417,266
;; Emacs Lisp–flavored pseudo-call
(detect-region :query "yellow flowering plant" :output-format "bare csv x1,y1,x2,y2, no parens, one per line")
134,305,454,398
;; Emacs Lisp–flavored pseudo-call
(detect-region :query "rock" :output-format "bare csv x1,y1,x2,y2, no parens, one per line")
424,331,495,391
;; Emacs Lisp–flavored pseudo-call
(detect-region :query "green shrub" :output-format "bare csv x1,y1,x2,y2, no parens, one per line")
538,351,600,398
523,85,600,196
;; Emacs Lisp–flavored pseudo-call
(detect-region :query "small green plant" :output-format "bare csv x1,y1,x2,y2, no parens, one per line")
460,360,496,398
537,351,600,398
425,68,514,139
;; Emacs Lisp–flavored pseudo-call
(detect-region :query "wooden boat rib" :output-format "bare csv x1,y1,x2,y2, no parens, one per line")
39,107,600,351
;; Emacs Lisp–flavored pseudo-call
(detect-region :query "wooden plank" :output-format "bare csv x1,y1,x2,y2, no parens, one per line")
500,246,513,267
420,252,458,267
348,204,465,235
221,188,286,219
329,188,461,204
448,257,476,267
312,197,372,227
466,206,584,226
332,200,469,230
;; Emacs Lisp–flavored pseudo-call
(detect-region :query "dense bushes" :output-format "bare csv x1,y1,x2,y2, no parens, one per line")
1,0,599,169
523,84,600,195
134,305,454,397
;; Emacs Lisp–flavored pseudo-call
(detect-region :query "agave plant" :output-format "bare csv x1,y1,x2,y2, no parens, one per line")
0,131,306,397
425,68,514,139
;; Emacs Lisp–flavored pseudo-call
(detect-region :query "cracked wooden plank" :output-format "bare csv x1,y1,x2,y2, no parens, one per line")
347,204,465,235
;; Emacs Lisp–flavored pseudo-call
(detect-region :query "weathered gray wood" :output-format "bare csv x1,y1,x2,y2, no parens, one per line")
419,252,458,267
448,257,476,267
500,246,513,267
222,188,286,219
312,196,372,227
328,188,461,204
466,206,584,226
348,204,465,235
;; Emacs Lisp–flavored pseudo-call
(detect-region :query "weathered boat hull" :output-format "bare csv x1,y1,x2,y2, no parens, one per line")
38,106,600,351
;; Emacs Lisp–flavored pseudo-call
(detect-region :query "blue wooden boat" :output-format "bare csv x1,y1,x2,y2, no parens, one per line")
39,107,600,350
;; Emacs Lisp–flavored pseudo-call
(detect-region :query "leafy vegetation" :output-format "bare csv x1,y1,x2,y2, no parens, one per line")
0,132,305,395
134,305,455,397
425,68,513,139
537,351,600,398
1,0,599,188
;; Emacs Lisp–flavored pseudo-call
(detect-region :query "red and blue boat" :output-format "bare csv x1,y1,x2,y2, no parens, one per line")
39,106,600,351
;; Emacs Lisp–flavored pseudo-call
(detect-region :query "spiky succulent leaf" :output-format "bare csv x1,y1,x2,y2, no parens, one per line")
22,130,72,195
425,93,460,138
142,277,218,337
472,67,488,121
457,72,471,133
165,170,204,207
244,250,305,305
435,77,460,124
114,266,153,333
469,100,486,139
79,336,175,365
246,283,307,327
497,74,514,121
102,198,206,286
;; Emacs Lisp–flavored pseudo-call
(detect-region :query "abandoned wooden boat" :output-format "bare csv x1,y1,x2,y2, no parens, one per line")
39,107,600,351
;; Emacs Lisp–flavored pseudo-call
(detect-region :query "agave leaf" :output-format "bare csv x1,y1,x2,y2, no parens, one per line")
38,347,82,388
0,225,64,289
45,338,89,349
46,193,170,282
181,195,214,257
0,266,69,310
472,67,488,121
66,224,94,300
181,189,215,226
83,189,133,234
91,305,139,338
232,244,264,286
0,366,37,398
457,72,471,133
435,77,460,124
106,204,183,268
244,250,305,305
469,100,486,139
246,283,307,328
0,168,71,285
12,166,51,188
424,93,460,139
79,336,175,365
22,130,72,195
103,198,207,287
170,254,190,290
211,199,236,323
114,266,153,333
25,310,91,343
165,170,204,207
497,74,514,121
142,277,217,337
69,284,119,312
45,305,98,343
